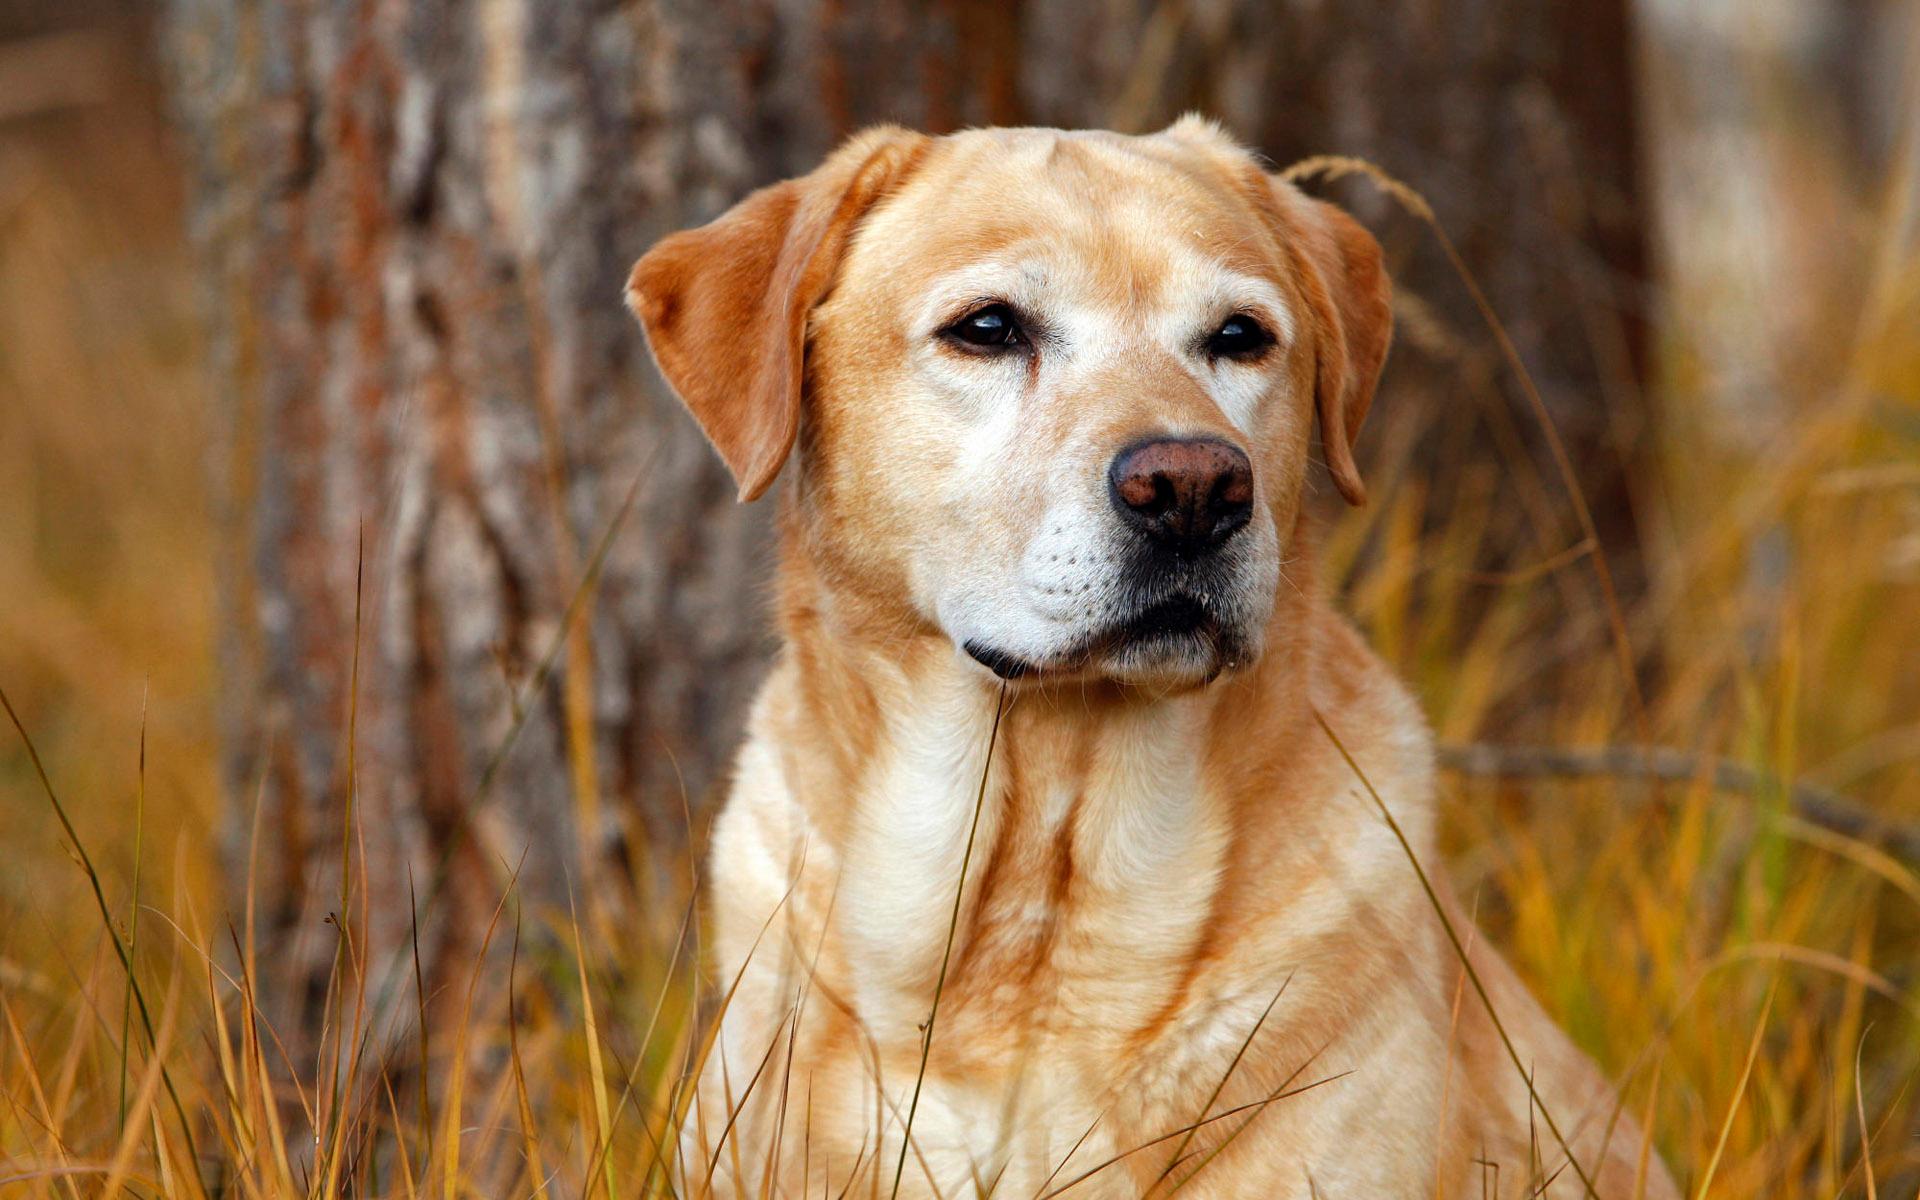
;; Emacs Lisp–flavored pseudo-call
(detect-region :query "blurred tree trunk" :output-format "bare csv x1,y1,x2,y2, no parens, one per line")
164,0,1648,1059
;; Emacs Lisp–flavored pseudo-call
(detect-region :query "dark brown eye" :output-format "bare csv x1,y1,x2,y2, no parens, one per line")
1206,314,1273,361
945,303,1026,351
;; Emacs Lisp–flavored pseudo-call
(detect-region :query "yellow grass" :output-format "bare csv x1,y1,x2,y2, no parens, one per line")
3,28,1919,1200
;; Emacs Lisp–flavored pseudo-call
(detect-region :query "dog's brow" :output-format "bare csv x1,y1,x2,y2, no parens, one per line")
1184,266,1296,345
915,257,1052,327
916,259,1291,326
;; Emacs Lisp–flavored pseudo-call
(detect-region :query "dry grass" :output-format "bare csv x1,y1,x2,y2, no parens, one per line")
3,19,1920,1200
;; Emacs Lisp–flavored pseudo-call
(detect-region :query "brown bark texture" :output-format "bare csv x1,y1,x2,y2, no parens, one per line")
163,0,1650,1048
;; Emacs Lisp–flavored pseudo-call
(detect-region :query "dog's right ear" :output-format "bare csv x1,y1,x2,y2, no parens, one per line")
626,127,929,502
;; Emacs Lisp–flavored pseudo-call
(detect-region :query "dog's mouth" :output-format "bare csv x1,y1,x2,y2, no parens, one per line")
1118,593,1214,644
964,592,1233,683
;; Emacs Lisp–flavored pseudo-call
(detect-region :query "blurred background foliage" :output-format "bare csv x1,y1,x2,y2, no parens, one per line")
1,0,1918,1196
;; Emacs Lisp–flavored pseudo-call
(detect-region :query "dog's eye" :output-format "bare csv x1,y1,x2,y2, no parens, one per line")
1206,314,1274,361
944,304,1026,351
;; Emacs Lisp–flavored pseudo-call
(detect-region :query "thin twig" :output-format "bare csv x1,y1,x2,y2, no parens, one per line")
1436,742,1920,863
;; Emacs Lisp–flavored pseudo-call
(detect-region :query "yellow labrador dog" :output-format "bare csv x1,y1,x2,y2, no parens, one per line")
629,119,1677,1199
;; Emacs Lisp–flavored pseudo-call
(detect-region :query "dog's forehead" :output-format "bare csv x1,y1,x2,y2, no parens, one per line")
846,127,1283,300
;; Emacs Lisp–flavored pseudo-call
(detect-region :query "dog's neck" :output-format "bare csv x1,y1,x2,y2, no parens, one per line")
764,505,1376,835
755,508,1427,1046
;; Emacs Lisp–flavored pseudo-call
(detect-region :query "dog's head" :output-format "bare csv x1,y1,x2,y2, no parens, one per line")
628,120,1390,690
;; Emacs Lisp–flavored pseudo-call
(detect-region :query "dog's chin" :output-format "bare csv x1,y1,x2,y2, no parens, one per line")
963,595,1257,691
1093,631,1239,690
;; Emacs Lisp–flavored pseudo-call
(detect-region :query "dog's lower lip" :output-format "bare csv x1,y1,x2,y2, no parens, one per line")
964,595,1220,682
963,640,1034,679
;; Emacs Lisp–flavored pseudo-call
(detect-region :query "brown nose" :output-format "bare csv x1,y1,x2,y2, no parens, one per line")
1108,437,1254,553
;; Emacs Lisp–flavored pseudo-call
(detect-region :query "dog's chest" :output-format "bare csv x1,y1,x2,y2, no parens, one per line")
834,693,1230,1062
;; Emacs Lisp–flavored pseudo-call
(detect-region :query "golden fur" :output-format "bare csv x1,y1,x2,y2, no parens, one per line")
628,120,1678,1198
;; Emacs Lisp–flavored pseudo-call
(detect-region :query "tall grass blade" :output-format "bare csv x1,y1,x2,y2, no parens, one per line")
0,681,204,1181
1144,973,1291,1197
569,887,620,1200
1313,707,1599,1199
1852,1027,1878,1200
1691,977,1777,1198
117,680,148,1136
888,681,1010,1200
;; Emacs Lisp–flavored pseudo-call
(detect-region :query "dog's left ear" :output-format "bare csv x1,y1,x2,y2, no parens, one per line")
626,126,929,501
1270,182,1393,507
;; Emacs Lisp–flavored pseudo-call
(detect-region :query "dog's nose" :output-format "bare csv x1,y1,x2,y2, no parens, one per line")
1108,437,1254,552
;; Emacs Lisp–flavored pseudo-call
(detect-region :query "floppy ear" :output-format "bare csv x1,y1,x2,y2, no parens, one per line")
625,127,928,501
1273,183,1393,507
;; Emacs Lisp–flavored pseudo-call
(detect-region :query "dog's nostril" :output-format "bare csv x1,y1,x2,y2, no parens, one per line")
1211,469,1251,512
1108,436,1254,551
1147,473,1177,518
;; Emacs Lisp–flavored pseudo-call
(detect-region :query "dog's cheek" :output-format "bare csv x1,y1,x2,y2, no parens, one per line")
1246,379,1313,530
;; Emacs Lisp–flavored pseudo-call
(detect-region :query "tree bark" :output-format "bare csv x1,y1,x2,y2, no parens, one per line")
164,0,1649,1062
